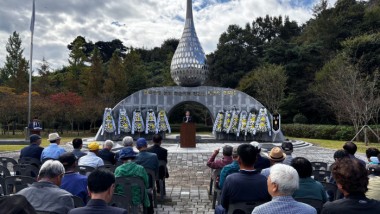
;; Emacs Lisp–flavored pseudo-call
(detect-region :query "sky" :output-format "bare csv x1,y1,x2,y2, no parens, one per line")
0,0,338,70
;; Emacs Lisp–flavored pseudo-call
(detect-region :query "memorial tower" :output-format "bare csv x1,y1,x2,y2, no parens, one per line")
170,0,209,87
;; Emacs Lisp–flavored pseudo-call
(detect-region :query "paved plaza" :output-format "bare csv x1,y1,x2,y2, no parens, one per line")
0,139,367,214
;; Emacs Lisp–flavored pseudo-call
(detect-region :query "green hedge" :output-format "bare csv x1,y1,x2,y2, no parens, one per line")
282,124,357,141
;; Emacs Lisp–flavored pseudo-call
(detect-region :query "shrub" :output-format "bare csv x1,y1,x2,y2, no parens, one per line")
293,113,308,124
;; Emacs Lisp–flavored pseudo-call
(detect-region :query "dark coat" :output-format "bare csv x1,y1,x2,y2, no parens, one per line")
68,199,127,214
146,144,169,179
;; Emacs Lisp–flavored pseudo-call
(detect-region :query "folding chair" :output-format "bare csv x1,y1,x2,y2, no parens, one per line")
227,201,267,214
75,165,95,176
18,157,42,169
115,176,147,214
312,170,331,182
145,168,158,208
72,195,85,208
109,193,129,209
98,164,117,173
209,168,221,195
13,164,39,178
4,175,36,195
321,182,343,201
311,162,328,171
0,157,18,171
0,165,10,195
158,160,167,199
295,198,323,214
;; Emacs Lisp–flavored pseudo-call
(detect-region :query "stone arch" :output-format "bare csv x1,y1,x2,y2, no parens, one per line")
95,86,284,142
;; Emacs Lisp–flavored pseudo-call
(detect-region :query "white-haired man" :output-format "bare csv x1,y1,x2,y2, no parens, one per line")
252,164,316,214
115,136,134,162
98,140,116,165
17,160,74,214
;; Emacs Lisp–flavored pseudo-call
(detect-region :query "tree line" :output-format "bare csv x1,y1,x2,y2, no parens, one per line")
0,0,379,134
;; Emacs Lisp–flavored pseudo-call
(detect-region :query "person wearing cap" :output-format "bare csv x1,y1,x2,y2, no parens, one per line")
98,140,116,165
20,134,44,160
250,141,271,171
134,138,159,177
16,160,74,214
215,144,271,214
72,138,87,159
207,145,233,170
114,147,152,214
40,133,66,162
218,146,240,189
68,169,127,214
59,152,88,204
281,142,294,165
115,136,134,162
252,164,317,214
78,142,104,168
261,146,286,177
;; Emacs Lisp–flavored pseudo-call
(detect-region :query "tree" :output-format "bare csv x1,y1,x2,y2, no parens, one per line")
238,64,287,113
34,57,53,96
82,47,104,98
314,54,380,135
103,50,126,103
0,31,28,92
124,51,148,95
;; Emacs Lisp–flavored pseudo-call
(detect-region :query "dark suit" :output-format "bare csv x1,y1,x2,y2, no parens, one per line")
28,121,41,129
146,144,169,179
183,116,193,123
98,149,116,165
68,199,127,214
20,144,44,160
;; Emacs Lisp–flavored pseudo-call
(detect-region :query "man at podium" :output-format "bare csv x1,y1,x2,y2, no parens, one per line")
28,117,42,135
183,110,193,123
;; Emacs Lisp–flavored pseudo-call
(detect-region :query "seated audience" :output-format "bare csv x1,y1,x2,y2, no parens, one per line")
252,164,317,214
343,141,366,166
366,163,380,201
134,138,159,176
250,142,270,170
281,141,294,165
366,147,380,166
291,157,327,202
16,160,74,214
215,144,271,214
114,147,152,214
219,147,240,189
72,138,87,159
146,134,169,193
261,146,285,177
98,140,116,165
115,136,134,162
78,142,104,168
322,158,380,214
40,133,66,162
333,149,349,161
68,169,127,214
0,195,36,214
207,145,233,169
20,134,44,160
59,152,88,204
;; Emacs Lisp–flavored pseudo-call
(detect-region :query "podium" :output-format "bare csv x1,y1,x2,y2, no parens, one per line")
180,123,196,148
30,129,41,135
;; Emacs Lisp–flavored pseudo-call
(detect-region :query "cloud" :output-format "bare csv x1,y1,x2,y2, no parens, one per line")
0,0,333,70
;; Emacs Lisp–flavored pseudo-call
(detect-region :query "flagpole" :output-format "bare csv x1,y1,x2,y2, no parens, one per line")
28,0,35,130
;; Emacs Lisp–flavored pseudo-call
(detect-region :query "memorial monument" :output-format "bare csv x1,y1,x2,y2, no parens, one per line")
95,0,284,143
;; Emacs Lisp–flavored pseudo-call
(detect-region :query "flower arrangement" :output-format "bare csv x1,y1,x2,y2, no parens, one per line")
212,111,224,134
227,110,240,134
254,107,271,136
132,110,145,134
237,110,248,137
223,111,232,132
145,110,157,134
118,108,131,134
156,110,171,133
245,112,257,135
101,108,116,135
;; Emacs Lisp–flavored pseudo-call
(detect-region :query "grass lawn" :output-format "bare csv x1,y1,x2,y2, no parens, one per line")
289,137,380,154
0,133,94,152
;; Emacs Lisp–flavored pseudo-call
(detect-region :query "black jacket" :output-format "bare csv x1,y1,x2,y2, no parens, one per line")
68,199,127,214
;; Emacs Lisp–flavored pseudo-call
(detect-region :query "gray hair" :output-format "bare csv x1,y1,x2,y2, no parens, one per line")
38,160,65,179
269,164,299,195
122,136,133,147
105,140,114,148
